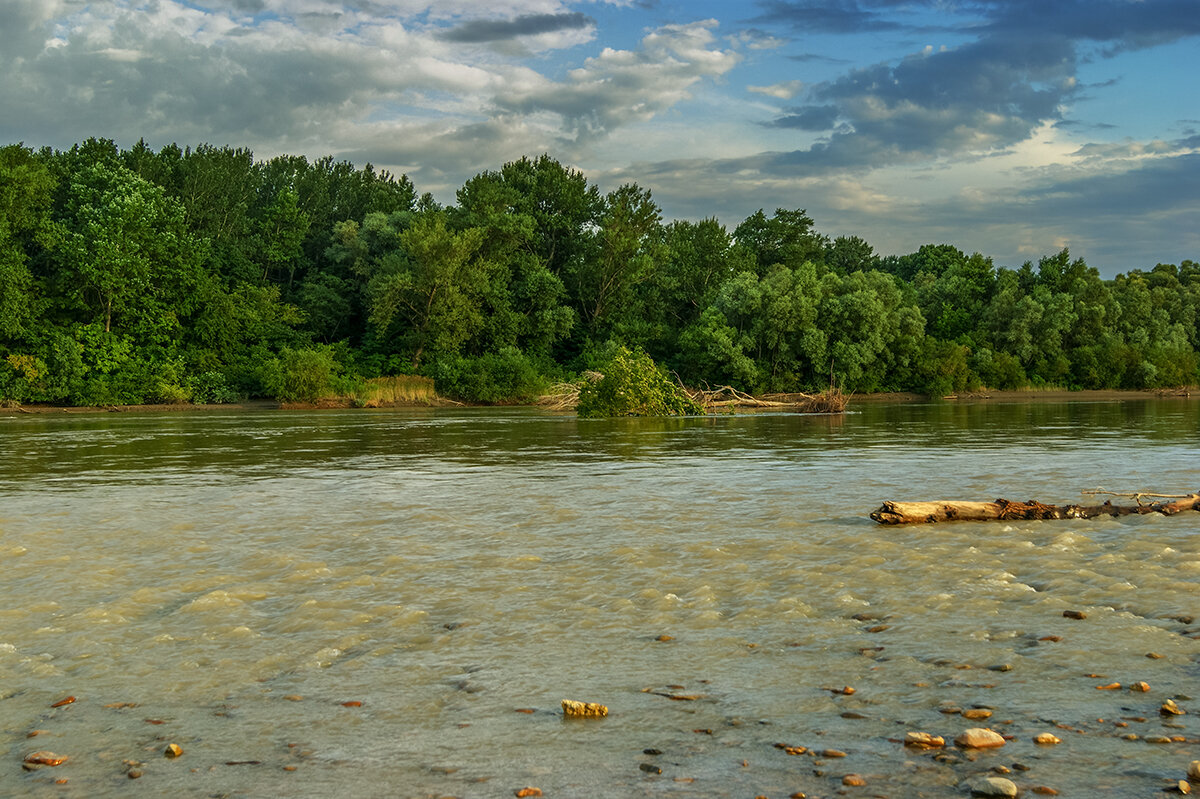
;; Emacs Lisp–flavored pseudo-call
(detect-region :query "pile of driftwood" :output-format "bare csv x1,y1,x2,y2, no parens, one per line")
686,385,849,414
536,378,850,415
871,490,1200,525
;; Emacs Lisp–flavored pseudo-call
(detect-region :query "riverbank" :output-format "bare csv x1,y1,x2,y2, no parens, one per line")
2,386,1195,416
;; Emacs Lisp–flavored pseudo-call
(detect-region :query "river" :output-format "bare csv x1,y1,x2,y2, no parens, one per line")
1,400,1198,797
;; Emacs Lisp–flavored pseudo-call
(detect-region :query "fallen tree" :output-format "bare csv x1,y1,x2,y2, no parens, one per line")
870,490,1200,525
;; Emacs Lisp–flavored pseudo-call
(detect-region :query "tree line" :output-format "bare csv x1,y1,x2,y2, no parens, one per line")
1,138,1197,406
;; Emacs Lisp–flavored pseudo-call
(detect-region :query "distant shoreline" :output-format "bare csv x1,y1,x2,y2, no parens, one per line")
3,388,1193,416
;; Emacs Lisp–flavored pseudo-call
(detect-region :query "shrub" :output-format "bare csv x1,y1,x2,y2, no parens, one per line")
267,347,340,402
191,371,240,404
577,346,702,418
431,347,546,403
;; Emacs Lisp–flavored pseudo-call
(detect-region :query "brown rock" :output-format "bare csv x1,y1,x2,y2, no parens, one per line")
904,732,945,749
50,696,76,708
1031,788,1059,796
341,701,362,707
1063,610,1087,619
955,728,1006,749
1096,682,1121,690
1147,652,1164,659
26,730,47,738
1033,733,1061,745
1187,760,1200,781
164,743,183,758
515,708,535,714
283,695,303,701
23,751,68,767
1177,780,1191,795
1129,681,1150,692
963,709,993,720
842,774,866,786
562,699,608,717
127,770,143,779
655,635,674,642
1039,635,1062,642
866,624,890,633
515,789,542,798
1162,699,1186,716
821,749,847,758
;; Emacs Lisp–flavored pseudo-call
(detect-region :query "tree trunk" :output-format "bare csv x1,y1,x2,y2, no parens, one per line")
870,494,1200,525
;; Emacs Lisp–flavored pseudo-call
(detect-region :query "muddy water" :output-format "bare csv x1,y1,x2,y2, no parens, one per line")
1,400,1198,798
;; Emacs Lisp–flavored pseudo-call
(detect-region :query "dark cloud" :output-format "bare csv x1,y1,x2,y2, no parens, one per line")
982,0,1200,52
758,33,1076,172
766,104,838,130
439,12,594,44
754,0,902,34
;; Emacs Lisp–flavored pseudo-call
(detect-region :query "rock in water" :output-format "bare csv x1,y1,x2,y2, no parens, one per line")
967,776,1019,797
904,732,945,748
1033,733,1062,745
1187,760,1200,781
955,728,1006,749
562,699,608,718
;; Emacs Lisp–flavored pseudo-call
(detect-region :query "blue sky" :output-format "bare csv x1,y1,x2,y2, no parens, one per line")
1,0,1197,274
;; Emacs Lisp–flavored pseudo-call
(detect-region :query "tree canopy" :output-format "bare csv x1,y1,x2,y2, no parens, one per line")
1,138,1197,406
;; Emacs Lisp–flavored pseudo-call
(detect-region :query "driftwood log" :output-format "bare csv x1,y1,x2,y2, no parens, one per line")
871,491,1200,525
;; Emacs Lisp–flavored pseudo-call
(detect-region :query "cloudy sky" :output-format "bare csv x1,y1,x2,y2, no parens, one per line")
2,0,1198,274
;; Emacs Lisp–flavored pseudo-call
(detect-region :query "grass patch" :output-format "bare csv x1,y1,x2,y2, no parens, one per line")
352,375,438,407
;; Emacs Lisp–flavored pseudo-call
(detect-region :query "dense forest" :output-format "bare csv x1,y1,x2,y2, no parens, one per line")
1,138,1197,406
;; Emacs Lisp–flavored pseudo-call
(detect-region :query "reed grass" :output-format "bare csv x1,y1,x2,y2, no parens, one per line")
352,375,438,406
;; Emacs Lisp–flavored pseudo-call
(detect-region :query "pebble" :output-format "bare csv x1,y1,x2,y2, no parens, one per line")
127,769,143,779
1188,760,1200,781
1147,652,1164,659
561,699,608,718
967,776,1018,797
515,789,542,798
50,696,76,708
1177,780,1191,795
655,635,673,642
842,774,866,786
1130,682,1150,692
23,751,68,768
1033,733,1061,745
955,729,1006,749
1162,699,1186,716
1096,682,1121,690
963,709,993,720
1146,735,1173,744
164,743,183,758
639,763,662,774
1063,610,1087,619
988,664,1013,672
821,749,848,758
904,732,945,749
1031,787,1059,795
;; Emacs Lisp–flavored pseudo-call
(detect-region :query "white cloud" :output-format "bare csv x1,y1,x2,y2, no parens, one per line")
748,79,805,99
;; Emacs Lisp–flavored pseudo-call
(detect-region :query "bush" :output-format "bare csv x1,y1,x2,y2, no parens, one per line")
191,371,240,404
431,347,546,403
577,346,702,418
267,347,341,402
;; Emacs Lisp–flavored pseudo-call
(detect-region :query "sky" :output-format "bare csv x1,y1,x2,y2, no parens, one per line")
1,0,1198,275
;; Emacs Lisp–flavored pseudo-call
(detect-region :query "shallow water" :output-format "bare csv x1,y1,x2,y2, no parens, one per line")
1,400,1198,798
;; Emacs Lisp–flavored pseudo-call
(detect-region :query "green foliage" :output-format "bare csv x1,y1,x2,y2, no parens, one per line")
1,138,1196,408
191,371,240,404
266,347,342,403
577,346,702,418
431,347,546,403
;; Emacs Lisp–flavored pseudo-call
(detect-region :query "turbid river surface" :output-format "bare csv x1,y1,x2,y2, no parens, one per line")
1,400,1198,798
